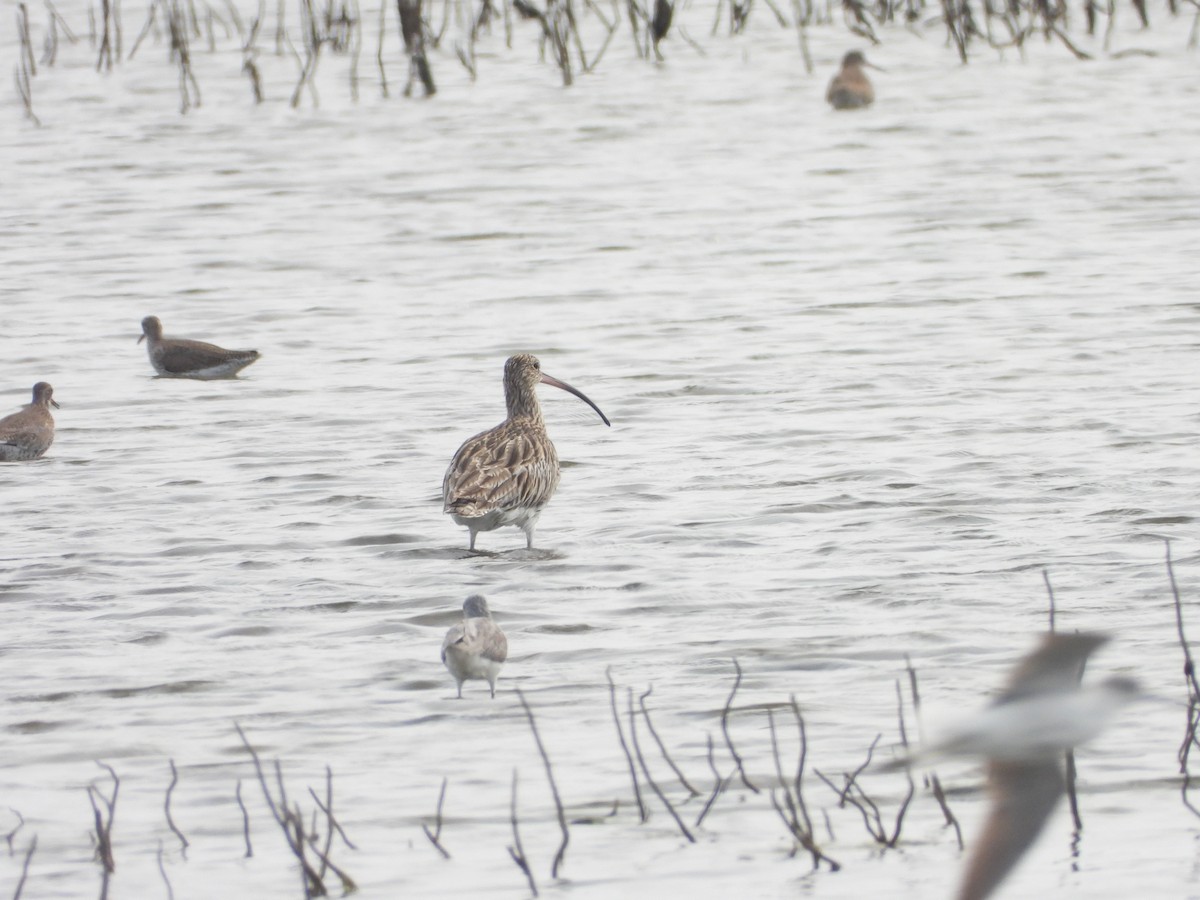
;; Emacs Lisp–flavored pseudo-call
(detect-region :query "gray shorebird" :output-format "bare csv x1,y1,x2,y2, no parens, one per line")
915,633,1141,900
441,595,508,698
442,353,610,550
138,316,261,379
826,50,879,110
0,382,58,461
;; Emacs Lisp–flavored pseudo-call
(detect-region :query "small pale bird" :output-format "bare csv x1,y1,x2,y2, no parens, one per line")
442,353,610,551
912,633,1142,900
138,315,261,379
441,595,508,698
826,50,880,110
0,382,59,461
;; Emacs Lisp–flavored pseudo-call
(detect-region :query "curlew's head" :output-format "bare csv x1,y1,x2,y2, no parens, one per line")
463,595,491,618
138,316,164,344
31,382,59,410
503,353,611,427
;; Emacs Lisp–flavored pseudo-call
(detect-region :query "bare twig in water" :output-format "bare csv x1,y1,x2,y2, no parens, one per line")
157,839,175,900
13,835,36,900
816,718,912,850
904,657,962,849
506,769,539,897
5,808,25,853
629,688,695,841
1166,539,1200,819
639,686,701,796
766,699,841,871
235,779,253,858
397,0,436,95
607,668,647,822
422,777,451,859
721,659,759,793
694,732,734,828
234,723,341,896
515,688,570,878
165,759,190,858
88,762,119,899
1043,570,1084,830
1043,567,1057,631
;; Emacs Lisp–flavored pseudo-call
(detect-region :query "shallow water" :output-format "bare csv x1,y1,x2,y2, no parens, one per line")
2,3,1200,898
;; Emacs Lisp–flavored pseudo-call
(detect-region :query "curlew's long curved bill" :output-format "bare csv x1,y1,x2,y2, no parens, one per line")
539,373,611,427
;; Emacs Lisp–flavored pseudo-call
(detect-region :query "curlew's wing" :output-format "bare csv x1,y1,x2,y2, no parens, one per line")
956,760,1064,900
442,421,559,517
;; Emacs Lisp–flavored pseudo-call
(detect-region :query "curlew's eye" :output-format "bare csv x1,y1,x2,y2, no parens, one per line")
533,360,540,369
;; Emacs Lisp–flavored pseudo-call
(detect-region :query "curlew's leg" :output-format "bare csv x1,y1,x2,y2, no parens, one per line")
468,530,477,551
488,678,496,699
523,525,535,550
456,681,463,699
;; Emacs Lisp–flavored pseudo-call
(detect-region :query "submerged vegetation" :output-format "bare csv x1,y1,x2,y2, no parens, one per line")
9,0,1200,122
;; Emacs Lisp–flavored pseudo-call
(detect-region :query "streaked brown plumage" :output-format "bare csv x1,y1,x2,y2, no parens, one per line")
826,50,877,110
442,353,610,550
0,382,58,461
441,595,508,698
138,315,261,379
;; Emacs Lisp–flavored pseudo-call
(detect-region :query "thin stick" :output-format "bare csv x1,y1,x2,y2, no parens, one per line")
905,658,962,848
13,835,36,900
1044,568,1057,632
630,689,695,842
515,688,570,879
235,779,253,858
157,839,175,900
165,759,189,858
506,769,539,897
694,733,732,827
607,668,647,822
638,687,701,796
421,777,451,859
4,809,24,853
721,659,759,793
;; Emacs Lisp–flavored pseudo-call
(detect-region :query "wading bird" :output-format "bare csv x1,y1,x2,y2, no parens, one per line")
441,595,508,698
139,316,261,379
442,353,610,550
0,382,58,461
826,50,881,110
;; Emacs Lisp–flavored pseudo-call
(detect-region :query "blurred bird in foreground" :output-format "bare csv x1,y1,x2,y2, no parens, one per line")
903,633,1142,900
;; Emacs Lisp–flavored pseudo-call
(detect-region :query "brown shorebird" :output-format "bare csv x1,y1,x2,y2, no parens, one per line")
826,50,880,110
0,382,58,461
441,595,508,698
910,633,1142,900
442,353,610,551
138,316,261,379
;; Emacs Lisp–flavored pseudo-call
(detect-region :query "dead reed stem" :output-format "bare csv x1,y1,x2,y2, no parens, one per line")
88,762,119,899
164,758,190,858
506,769,539,897
607,668,648,822
629,688,695,842
515,688,570,879
13,834,36,900
422,777,451,859
721,658,759,793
